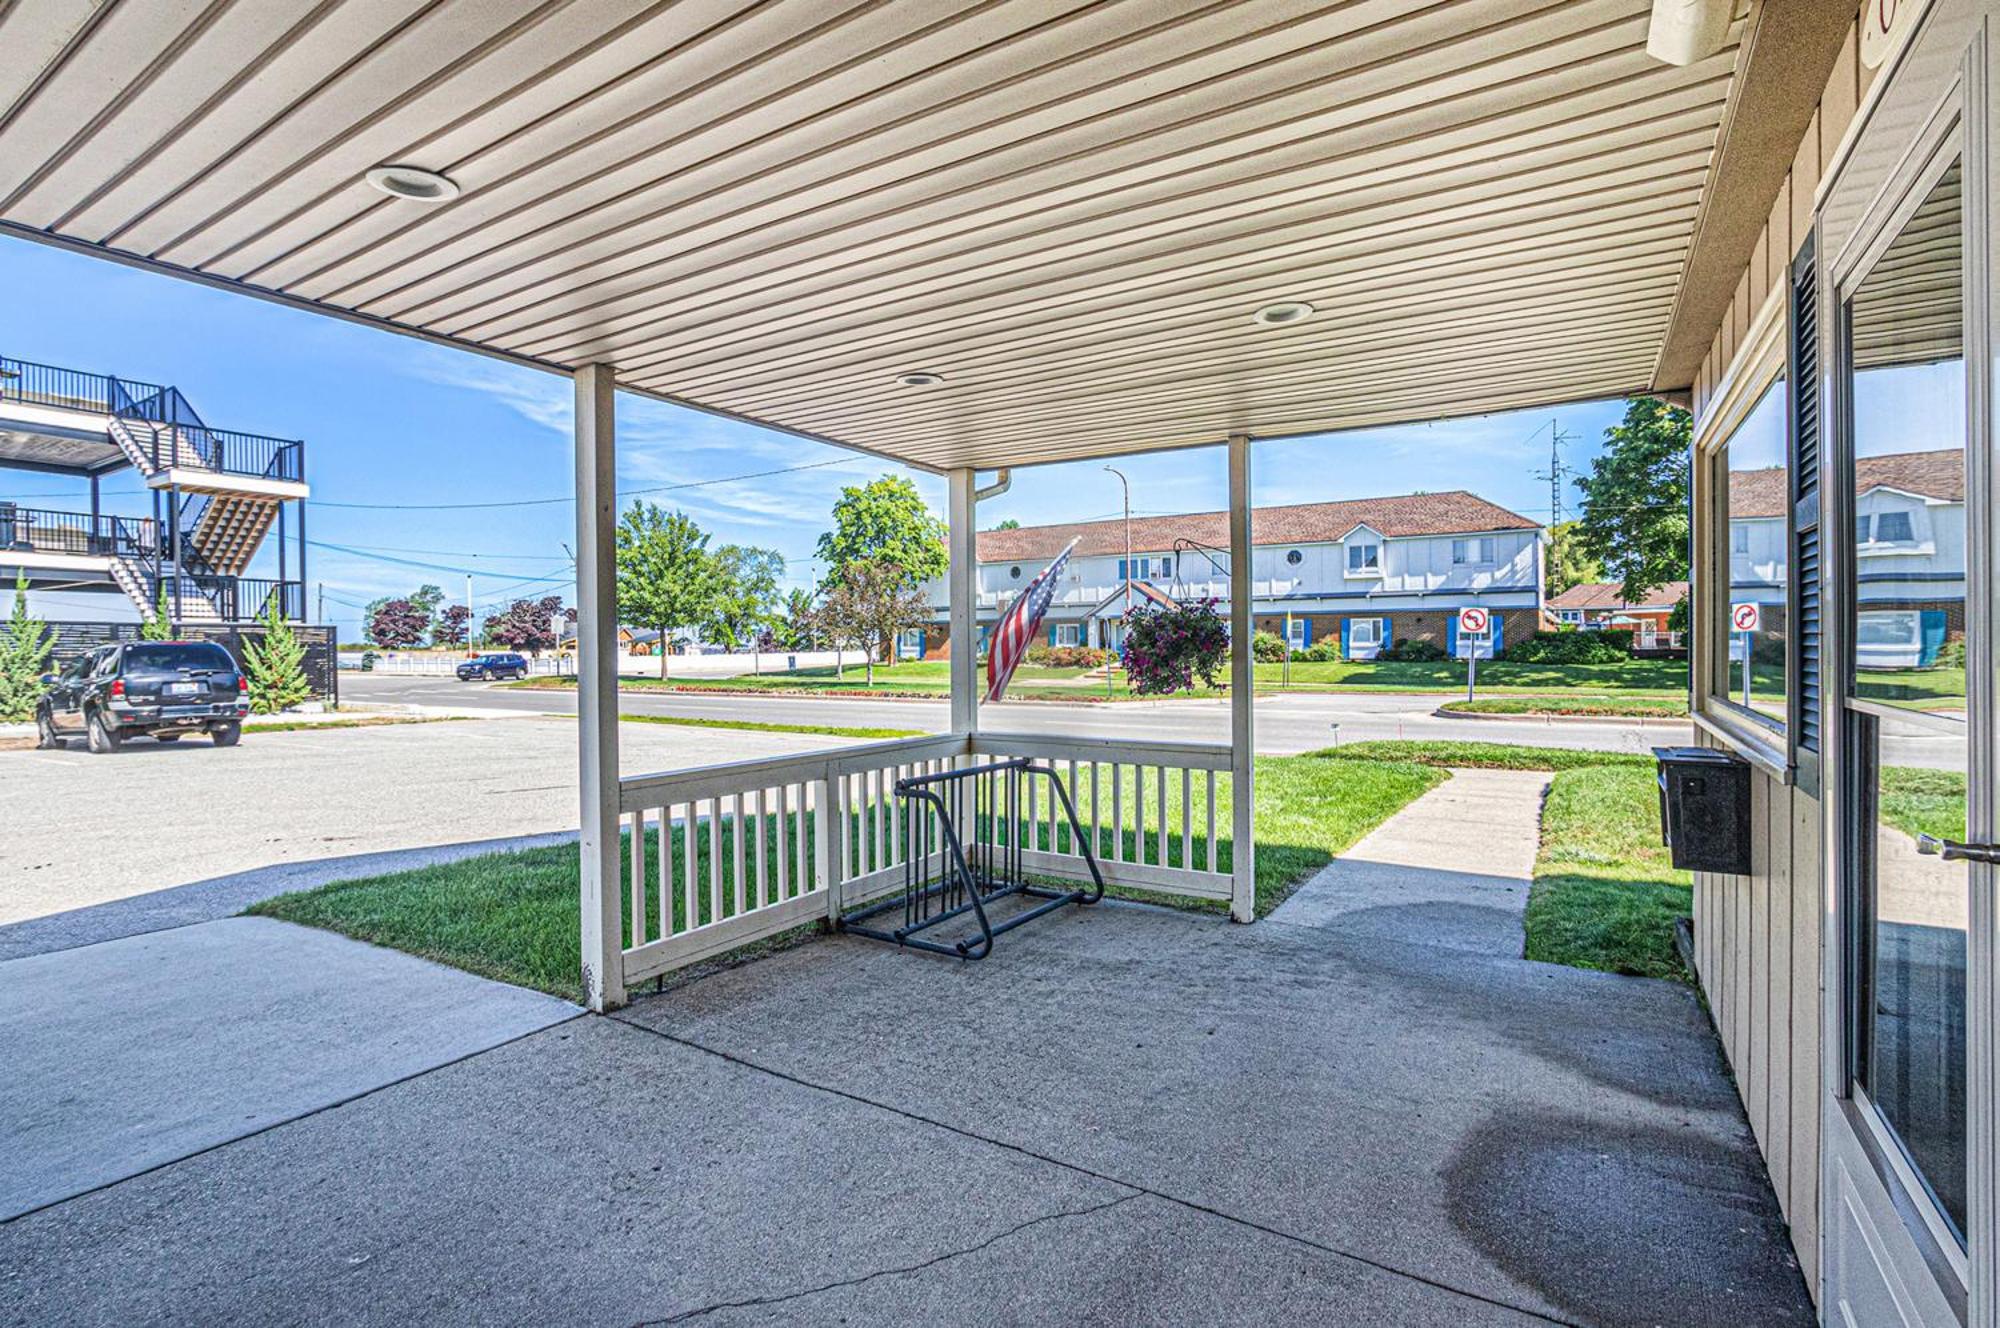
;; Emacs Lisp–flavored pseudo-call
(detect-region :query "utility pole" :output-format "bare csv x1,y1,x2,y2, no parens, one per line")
465,573,474,653
316,582,324,623
1534,417,1579,523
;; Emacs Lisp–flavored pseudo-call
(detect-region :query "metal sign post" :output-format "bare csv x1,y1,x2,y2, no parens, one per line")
1458,606,1490,702
1731,602,1760,708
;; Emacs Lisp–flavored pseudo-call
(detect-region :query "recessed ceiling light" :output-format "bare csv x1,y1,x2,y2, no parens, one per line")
1252,301,1314,327
896,371,944,387
365,164,461,203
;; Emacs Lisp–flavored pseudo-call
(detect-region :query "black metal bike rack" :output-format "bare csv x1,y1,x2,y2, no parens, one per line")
837,756,1104,959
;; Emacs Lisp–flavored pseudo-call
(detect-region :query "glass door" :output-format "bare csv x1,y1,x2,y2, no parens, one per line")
1840,153,1976,1270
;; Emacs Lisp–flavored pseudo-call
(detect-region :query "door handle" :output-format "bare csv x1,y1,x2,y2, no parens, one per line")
1917,835,2000,866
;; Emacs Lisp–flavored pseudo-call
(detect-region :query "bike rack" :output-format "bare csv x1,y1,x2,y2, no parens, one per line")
838,756,1104,959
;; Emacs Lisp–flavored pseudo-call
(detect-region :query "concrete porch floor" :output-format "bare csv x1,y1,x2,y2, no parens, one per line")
2,876,1809,1326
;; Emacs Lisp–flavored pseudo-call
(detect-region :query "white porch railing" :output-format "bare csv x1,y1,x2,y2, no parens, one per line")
614,732,1233,986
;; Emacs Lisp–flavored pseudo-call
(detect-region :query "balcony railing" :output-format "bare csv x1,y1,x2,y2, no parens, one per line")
167,574,303,622
2,356,305,483
0,356,166,415
0,506,156,558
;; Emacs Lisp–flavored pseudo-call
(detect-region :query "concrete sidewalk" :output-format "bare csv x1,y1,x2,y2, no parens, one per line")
1270,767,1550,955
0,917,577,1220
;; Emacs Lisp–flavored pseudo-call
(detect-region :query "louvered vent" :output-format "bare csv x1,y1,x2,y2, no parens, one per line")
1789,237,1822,766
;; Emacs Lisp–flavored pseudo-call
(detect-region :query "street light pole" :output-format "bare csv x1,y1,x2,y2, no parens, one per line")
1103,466,1131,698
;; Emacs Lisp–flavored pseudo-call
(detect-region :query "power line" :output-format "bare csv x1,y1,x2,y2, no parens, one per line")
309,456,870,511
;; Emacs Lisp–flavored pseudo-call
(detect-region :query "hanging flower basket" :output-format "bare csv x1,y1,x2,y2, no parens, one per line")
1121,598,1229,695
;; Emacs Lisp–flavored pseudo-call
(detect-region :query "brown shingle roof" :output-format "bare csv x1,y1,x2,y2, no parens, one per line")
975,491,1538,562
1548,581,1688,612
1729,448,1964,518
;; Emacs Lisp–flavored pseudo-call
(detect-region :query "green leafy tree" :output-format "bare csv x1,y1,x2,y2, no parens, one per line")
0,574,55,722
141,584,175,640
1544,520,1604,598
708,545,785,653
772,587,820,650
434,602,471,648
616,502,721,680
1574,396,1693,602
818,560,928,684
816,476,947,610
990,518,1021,530
242,593,312,714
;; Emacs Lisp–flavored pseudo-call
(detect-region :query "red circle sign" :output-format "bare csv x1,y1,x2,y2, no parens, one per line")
1732,603,1760,632
1458,607,1489,635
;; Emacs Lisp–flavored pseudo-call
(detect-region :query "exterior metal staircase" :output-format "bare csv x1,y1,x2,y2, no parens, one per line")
0,356,307,625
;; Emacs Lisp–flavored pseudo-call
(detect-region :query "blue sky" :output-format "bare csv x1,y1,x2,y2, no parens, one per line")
0,234,1630,639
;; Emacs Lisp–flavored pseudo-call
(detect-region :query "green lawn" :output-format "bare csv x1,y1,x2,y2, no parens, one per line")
1438,694,1687,718
1855,665,1968,710
1257,658,1690,695
1525,763,1691,982
249,753,1443,1000
1879,766,1967,843
514,661,1111,702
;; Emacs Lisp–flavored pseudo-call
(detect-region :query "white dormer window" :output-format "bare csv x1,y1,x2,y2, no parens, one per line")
1452,537,1495,565
1346,543,1380,574
1873,511,1913,543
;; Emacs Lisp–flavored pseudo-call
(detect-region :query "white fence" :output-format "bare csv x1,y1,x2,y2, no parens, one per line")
614,732,1234,985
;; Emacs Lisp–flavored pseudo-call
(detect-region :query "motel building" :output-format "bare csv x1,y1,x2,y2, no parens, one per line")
3,0,1998,1323
915,491,1545,662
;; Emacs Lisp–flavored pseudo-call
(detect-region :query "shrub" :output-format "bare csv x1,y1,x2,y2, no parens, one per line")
1378,638,1447,662
1024,643,1052,665
1499,630,1629,665
1024,643,1106,668
1252,629,1290,663
1936,636,1967,671
1297,641,1341,663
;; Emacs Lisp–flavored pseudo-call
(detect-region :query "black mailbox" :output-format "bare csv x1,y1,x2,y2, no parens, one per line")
1652,746,1752,875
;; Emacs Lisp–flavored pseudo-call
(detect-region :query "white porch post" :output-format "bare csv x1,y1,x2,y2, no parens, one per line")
948,467,978,735
1227,434,1256,923
575,364,625,1012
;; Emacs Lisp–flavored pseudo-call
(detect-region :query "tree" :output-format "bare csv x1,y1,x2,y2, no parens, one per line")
367,597,429,649
708,544,784,657
816,475,948,605
241,594,311,714
434,602,471,648
817,560,928,685
409,583,445,625
773,587,820,650
1574,396,1693,602
991,518,1021,530
484,595,564,654
1544,520,1605,598
0,574,54,723
616,502,721,680
141,584,174,640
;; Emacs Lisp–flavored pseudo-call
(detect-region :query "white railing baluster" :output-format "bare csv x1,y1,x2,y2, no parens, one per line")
1111,763,1123,862
732,792,747,917
658,810,672,937
1156,765,1168,866
1206,771,1218,873
1180,768,1192,872
755,788,770,908
1134,764,1146,865
707,797,723,923
629,810,646,947
682,800,697,930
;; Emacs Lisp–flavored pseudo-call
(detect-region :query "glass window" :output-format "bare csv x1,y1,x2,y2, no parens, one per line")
1349,618,1380,645
1845,160,1967,1241
1719,377,1788,729
1347,543,1379,572
1451,537,1494,565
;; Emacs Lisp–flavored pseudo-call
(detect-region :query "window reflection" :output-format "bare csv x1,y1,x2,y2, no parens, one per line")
1846,160,1966,1241
1722,379,1788,724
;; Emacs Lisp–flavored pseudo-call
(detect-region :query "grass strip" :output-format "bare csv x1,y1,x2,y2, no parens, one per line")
1524,763,1691,982
1438,695,1686,718
1308,739,1653,771
620,714,924,741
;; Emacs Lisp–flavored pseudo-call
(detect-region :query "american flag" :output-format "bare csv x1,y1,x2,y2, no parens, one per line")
986,538,1078,703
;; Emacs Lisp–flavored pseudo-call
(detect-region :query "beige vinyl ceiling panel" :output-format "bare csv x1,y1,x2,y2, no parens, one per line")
0,0,1748,472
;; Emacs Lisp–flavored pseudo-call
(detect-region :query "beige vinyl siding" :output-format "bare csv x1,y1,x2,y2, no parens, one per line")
1683,9,1873,1299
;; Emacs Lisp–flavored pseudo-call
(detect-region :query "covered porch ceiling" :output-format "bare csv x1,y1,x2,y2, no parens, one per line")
0,0,1847,473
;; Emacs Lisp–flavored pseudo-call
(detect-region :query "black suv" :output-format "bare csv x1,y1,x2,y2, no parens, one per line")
38,641,249,753
457,652,529,681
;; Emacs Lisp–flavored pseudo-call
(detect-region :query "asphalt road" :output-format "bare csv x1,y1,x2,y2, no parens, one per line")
343,673,1695,757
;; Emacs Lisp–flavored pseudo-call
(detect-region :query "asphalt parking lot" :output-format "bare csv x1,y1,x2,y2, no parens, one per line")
0,717,848,943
